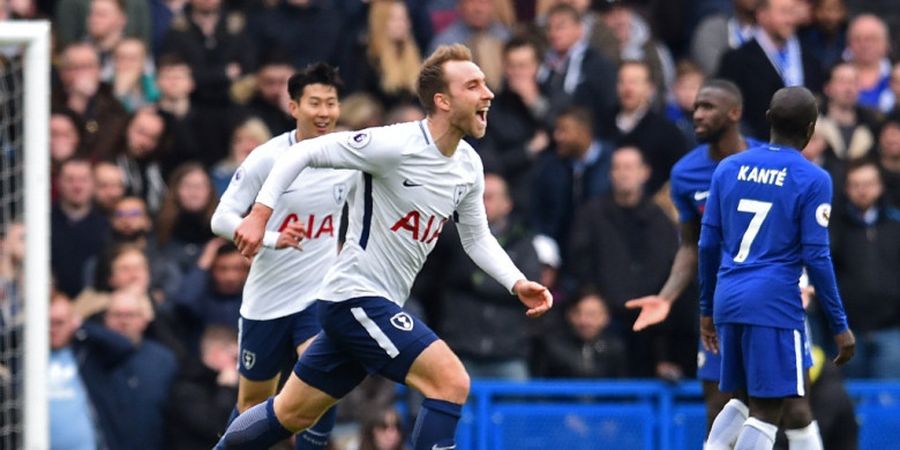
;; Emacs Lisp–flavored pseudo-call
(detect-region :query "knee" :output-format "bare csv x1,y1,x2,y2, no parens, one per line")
237,389,271,413
425,366,470,404
273,399,320,432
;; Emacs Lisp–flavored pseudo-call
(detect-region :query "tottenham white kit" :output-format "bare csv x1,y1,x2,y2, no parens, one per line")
212,130,358,320
257,120,525,306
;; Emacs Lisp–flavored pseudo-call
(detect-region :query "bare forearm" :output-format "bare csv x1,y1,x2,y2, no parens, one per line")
658,244,698,303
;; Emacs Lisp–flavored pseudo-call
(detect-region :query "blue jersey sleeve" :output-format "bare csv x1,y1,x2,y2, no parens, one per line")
799,172,849,334
698,169,724,317
670,173,697,224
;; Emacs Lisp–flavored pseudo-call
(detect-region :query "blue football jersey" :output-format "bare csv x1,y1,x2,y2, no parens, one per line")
670,138,764,224
701,144,844,330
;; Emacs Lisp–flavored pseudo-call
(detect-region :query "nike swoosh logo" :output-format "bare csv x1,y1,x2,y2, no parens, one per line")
403,179,423,187
432,445,456,450
694,190,709,201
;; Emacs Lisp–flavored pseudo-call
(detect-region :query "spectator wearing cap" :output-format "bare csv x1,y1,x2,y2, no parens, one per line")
439,174,542,380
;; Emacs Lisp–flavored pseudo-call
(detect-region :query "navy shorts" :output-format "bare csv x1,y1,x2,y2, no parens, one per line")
294,297,439,399
238,304,321,381
718,323,812,398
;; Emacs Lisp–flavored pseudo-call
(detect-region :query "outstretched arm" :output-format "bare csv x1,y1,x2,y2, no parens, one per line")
236,130,399,258
456,170,552,317
626,219,700,330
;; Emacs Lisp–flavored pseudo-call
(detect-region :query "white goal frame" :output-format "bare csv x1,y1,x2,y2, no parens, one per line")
0,20,51,450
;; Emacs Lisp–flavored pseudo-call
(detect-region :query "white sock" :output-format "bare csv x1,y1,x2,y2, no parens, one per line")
734,417,778,450
786,420,824,450
705,399,749,450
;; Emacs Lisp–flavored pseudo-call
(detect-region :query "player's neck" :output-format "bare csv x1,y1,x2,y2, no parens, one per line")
770,133,805,150
711,127,745,160
426,117,463,157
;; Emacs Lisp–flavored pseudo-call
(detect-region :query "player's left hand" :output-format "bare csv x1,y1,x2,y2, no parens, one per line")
513,280,553,318
833,328,856,366
625,295,672,331
700,316,718,354
275,222,306,250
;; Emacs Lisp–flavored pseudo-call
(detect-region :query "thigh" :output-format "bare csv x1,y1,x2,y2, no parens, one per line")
294,331,368,400
319,297,439,385
238,315,295,381
744,325,806,398
406,339,469,403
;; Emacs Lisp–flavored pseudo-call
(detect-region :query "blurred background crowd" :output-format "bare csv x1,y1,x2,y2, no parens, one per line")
1,0,900,448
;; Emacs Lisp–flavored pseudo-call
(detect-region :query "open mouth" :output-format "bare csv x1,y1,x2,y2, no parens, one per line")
476,107,489,125
314,120,330,132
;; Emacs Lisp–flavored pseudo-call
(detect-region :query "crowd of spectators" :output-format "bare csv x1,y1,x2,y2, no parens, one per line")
1,0,900,448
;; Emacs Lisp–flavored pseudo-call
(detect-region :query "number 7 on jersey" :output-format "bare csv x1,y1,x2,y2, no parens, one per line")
734,199,772,263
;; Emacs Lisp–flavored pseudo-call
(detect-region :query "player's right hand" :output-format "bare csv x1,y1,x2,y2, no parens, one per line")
700,316,718,355
833,329,856,366
275,222,306,250
234,203,272,259
625,295,672,331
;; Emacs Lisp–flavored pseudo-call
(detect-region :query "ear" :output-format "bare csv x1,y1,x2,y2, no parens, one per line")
288,99,299,120
728,105,742,122
434,92,451,112
765,109,772,125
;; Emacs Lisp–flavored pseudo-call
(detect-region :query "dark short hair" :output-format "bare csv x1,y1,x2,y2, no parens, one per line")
768,87,818,139
502,34,542,58
845,157,882,181
287,63,343,102
701,78,744,107
156,53,190,72
556,106,594,134
214,242,240,259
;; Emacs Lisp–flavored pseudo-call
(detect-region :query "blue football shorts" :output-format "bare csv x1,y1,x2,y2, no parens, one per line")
294,297,439,399
238,303,321,381
718,322,812,398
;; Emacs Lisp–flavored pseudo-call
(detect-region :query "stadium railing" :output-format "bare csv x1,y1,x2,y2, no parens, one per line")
400,380,900,450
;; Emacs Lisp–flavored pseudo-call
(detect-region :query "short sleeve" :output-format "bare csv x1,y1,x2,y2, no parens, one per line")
701,166,724,230
670,173,698,224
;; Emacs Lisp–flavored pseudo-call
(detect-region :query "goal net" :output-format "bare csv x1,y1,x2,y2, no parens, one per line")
0,21,51,450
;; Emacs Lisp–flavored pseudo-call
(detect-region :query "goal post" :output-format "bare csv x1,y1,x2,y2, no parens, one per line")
0,20,51,450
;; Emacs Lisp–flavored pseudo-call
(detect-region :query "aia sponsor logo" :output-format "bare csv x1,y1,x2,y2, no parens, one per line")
390,211,446,244
278,214,335,239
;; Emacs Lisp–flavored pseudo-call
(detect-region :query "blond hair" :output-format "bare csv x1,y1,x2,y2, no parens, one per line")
368,0,422,95
232,117,271,147
416,44,473,114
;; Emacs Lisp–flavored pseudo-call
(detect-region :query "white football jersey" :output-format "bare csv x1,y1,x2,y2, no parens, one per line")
212,130,358,320
257,120,525,306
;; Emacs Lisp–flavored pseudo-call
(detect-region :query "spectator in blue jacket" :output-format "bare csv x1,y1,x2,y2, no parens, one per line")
169,238,247,353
